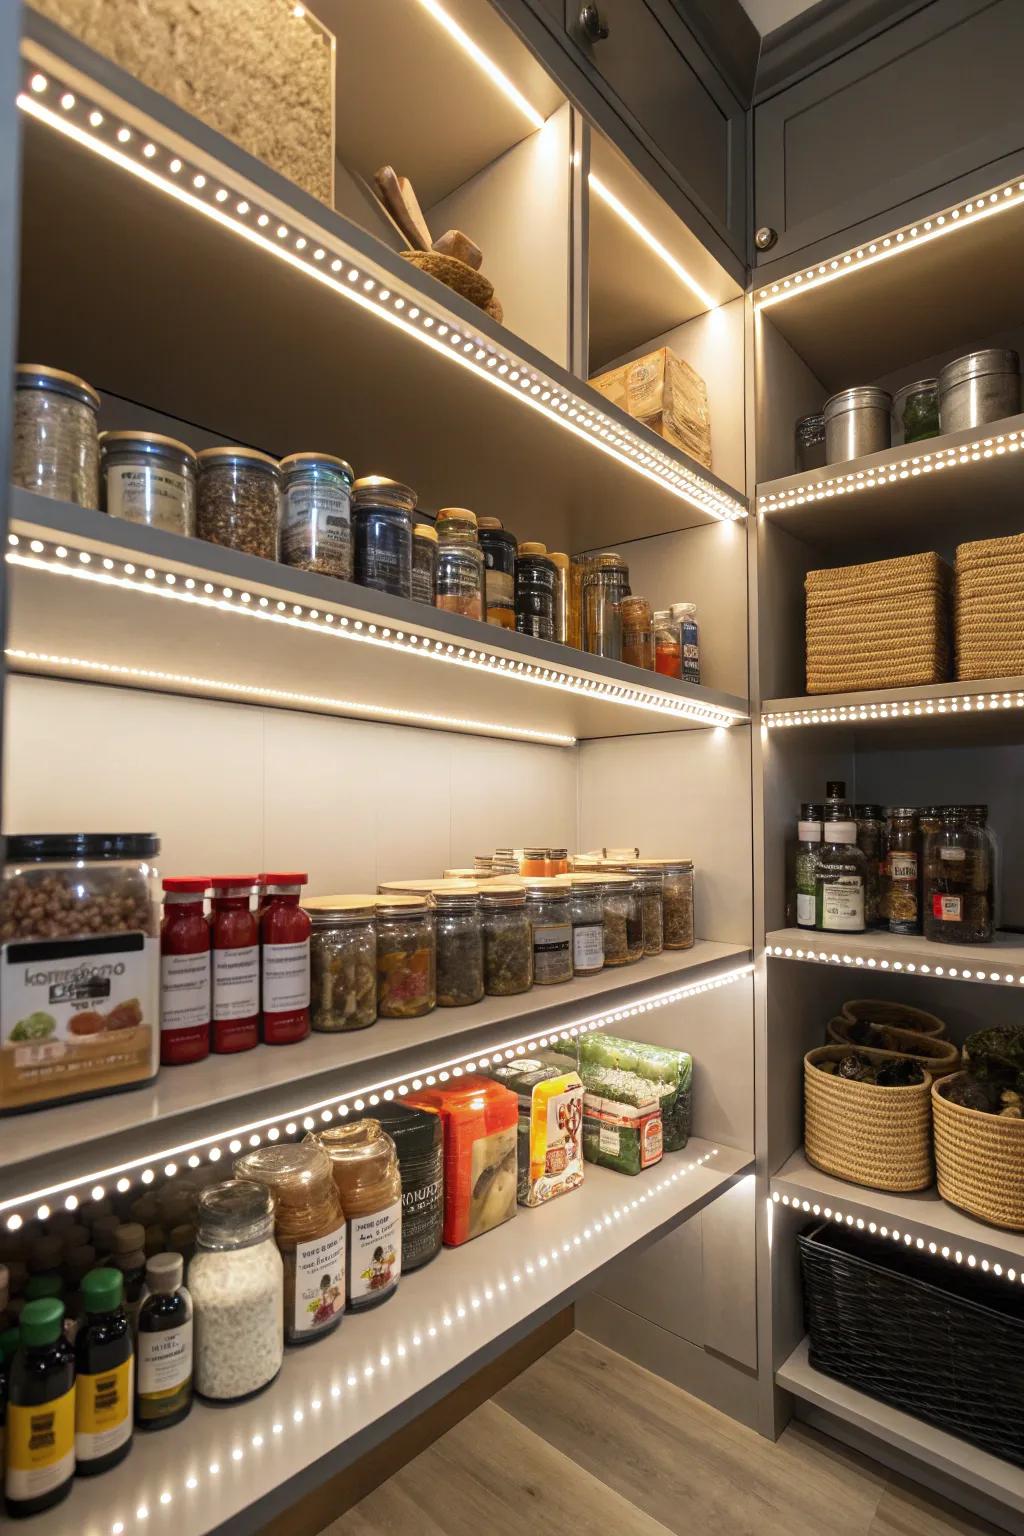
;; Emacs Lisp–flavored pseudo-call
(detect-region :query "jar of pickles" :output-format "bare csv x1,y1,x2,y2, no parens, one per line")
196,447,280,560
374,896,436,1017
351,477,415,598
278,452,354,579
625,862,664,955
523,880,572,985
13,364,100,509
600,873,643,965
100,431,197,534
434,887,484,1007
480,885,532,995
436,508,485,620
621,596,655,670
305,896,377,1031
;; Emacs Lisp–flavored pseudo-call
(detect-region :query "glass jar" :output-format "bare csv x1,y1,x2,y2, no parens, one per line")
568,555,591,649
520,848,550,877
305,896,377,1031
883,807,921,936
794,412,826,472
100,431,197,534
854,803,885,928
351,476,416,598
671,603,701,684
260,873,310,1046
600,873,643,965
188,1180,283,1400
0,834,159,1115
435,508,485,620
891,379,939,446
654,610,681,678
13,364,100,509
480,885,533,995
923,806,993,944
196,447,280,560
209,877,260,1054
815,813,867,933
310,1122,401,1311
548,551,570,644
434,888,484,1007
515,542,557,640
372,1104,444,1272
568,875,604,975
966,805,997,929
160,876,211,1066
477,519,517,629
583,553,630,660
625,862,664,955
233,1144,344,1346
523,880,572,984
621,596,655,670
374,897,436,1017
411,522,438,604
278,452,354,579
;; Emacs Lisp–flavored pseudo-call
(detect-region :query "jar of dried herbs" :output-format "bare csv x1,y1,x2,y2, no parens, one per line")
855,804,885,928
923,806,993,944
523,880,572,984
374,897,435,1017
652,859,694,949
196,447,281,560
278,453,354,578
13,365,100,509
568,875,604,975
480,885,532,995
625,862,664,954
100,431,197,534
304,896,377,1031
434,887,484,1007
600,873,644,965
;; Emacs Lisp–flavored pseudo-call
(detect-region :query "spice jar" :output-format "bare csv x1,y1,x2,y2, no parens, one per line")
278,452,354,578
583,553,629,660
523,879,572,985
260,872,310,1046
515,543,557,640
568,874,604,975
891,379,939,446
435,508,485,619
160,877,211,1066
99,430,197,536
599,873,643,965
351,476,415,598
404,1079,518,1246
625,862,664,955
854,804,885,928
654,610,682,678
209,877,259,1054
411,522,438,604
795,412,826,471
310,1122,401,1311
883,807,921,935
374,897,436,1017
548,551,570,643
234,1144,344,1345
923,806,993,944
434,886,484,1007
477,518,517,629
196,447,280,560
480,885,532,995
305,896,377,1031
372,1104,444,1272
621,596,655,670
13,364,100,509
188,1181,283,1400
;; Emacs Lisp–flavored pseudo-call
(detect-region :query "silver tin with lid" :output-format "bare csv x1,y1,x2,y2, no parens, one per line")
937,349,1021,433
823,386,892,464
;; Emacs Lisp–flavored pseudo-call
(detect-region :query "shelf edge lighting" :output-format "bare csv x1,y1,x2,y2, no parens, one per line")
588,173,716,311
16,64,746,526
766,942,1024,988
762,686,1024,729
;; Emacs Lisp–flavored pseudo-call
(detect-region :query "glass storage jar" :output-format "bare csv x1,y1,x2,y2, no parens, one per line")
854,803,885,928
311,1121,402,1311
891,379,939,446
196,447,280,560
583,553,629,660
523,879,572,984
278,452,354,578
304,895,378,1031
188,1180,283,1401
434,886,484,1007
794,412,826,471
923,806,993,944
13,364,100,509
654,610,682,678
621,596,655,670
477,518,517,629
965,805,997,929
480,884,532,995
883,807,921,936
515,542,557,640
568,874,604,975
625,862,664,955
411,522,438,604
351,476,416,598
374,896,436,1017
599,873,643,965
568,555,591,649
100,431,197,534
435,508,485,620
548,551,570,643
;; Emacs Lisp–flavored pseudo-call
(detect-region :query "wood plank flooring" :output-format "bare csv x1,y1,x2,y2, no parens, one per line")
321,1333,1003,1536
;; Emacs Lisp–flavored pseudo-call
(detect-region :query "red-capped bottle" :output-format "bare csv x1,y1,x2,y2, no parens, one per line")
209,878,260,1053
160,877,212,1065
260,873,311,1046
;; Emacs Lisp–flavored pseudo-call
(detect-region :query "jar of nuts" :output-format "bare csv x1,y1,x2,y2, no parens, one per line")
196,446,281,561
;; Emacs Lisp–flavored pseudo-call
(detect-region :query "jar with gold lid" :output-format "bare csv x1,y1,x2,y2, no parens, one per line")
309,1122,401,1311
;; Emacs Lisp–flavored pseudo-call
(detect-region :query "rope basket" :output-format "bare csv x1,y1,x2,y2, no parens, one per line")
826,1016,959,1074
806,553,951,694
933,1073,1024,1230
840,998,947,1037
804,1046,933,1192
955,533,1024,680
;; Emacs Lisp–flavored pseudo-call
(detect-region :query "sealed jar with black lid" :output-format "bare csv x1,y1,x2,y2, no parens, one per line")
371,1103,444,1271
352,476,415,598
196,446,280,560
13,364,100,509
278,452,354,579
923,806,993,944
477,517,517,630
100,431,197,534
515,542,556,640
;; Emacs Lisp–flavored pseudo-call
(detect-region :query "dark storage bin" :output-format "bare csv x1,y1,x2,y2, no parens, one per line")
799,1222,1024,1469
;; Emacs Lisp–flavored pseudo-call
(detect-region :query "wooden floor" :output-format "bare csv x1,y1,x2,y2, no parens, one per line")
322,1332,1001,1536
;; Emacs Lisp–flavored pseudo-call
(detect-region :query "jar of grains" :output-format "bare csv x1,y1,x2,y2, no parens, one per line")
278,452,354,579
436,508,485,620
305,896,378,1031
515,543,557,640
523,879,573,985
13,364,100,509
433,886,484,1006
196,447,280,560
477,518,517,629
411,522,438,604
187,1180,283,1400
621,596,655,670
480,884,533,995
647,859,694,949
233,1144,345,1346
374,896,436,1017
600,873,644,965
351,476,416,598
100,431,197,534
582,553,629,660
568,874,605,975
625,862,664,954
310,1122,402,1312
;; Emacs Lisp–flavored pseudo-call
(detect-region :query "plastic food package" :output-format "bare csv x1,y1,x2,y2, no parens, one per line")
580,1035,692,1152
581,1063,664,1175
406,1078,518,1245
484,1058,584,1207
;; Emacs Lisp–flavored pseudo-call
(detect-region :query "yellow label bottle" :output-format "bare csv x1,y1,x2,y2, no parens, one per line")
4,1298,75,1518
74,1267,134,1475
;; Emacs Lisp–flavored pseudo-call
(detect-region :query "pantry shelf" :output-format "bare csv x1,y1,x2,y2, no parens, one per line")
765,928,1024,990
761,675,1024,744
0,942,752,1210
6,491,749,744
24,1142,752,1536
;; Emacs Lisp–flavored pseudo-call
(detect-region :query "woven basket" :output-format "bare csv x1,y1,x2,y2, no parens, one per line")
933,1073,1024,1230
839,998,946,1037
826,1016,959,1074
804,1045,933,1192
955,533,1024,680
805,553,951,694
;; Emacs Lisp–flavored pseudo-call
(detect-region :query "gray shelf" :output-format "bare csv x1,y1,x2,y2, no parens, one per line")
761,675,1024,745
766,927,1024,990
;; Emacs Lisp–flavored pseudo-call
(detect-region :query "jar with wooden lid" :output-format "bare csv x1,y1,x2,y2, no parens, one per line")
582,553,629,660
645,859,694,949
13,364,100,509
436,508,485,620
278,452,354,578
477,518,517,629
548,551,570,643
621,596,655,670
196,447,280,560
433,885,484,1006
233,1143,345,1345
304,895,377,1031
100,431,197,534
374,896,435,1017
515,543,557,640
411,521,438,604
523,879,572,984
598,872,643,965
352,476,416,598
568,874,604,975
480,884,532,995
624,862,665,954
309,1122,401,1311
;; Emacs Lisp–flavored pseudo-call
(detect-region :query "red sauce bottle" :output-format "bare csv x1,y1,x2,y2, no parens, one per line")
260,873,311,1046
160,877,211,1065
209,877,260,1053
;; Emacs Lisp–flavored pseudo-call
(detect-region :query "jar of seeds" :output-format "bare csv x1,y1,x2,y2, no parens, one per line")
625,862,664,955
647,859,694,949
13,365,100,509
600,873,643,965
196,447,280,561
278,452,354,578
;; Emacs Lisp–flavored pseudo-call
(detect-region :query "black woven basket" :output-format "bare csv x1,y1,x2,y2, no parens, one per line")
799,1222,1024,1468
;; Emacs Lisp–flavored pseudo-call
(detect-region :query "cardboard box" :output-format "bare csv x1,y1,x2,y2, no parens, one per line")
590,346,712,469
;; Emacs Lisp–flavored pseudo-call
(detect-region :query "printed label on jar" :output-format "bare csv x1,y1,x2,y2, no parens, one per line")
106,463,190,531
940,848,966,862
438,549,482,599
5,1388,75,1502
212,944,259,1021
160,950,210,1031
346,1201,401,1306
75,1358,133,1462
598,1125,620,1155
294,1226,345,1334
138,1323,192,1399
401,1169,444,1267
889,854,918,881
820,876,864,931
532,922,572,982
281,482,351,567
641,1112,663,1168
262,939,310,1013
573,922,604,971
796,892,815,926
933,894,962,921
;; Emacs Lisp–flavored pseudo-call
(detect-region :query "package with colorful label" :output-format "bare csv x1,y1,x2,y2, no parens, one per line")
485,1057,584,1206
406,1077,518,1245
579,1035,692,1152
580,1063,664,1175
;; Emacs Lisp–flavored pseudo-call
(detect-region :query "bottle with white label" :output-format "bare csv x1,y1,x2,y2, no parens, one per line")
260,873,311,1046
74,1268,133,1476
814,809,867,933
313,1121,402,1312
159,877,211,1066
136,1253,193,1431
210,878,260,1053
794,805,823,929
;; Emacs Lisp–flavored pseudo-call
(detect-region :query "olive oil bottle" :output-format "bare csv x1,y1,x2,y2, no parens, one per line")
4,1298,75,1517
74,1268,133,1476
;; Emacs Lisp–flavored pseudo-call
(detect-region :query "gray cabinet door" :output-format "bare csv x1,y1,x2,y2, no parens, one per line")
755,0,1024,269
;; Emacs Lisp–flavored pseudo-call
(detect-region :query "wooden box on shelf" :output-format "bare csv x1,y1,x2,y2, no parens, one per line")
804,552,951,695
955,530,1024,681
590,347,712,469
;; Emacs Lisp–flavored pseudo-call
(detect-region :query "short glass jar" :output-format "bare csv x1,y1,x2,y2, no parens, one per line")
523,879,572,984
582,553,629,660
794,412,826,472
891,378,939,446
188,1180,283,1401
352,476,416,598
923,806,993,944
278,452,354,578
654,610,681,678
568,874,605,975
434,887,484,1007
436,508,485,620
600,873,643,965
649,859,694,949
100,431,197,534
480,884,532,995
13,364,100,509
515,542,557,640
477,518,517,629
305,896,378,1031
621,596,655,670
411,521,438,604
196,447,280,560
374,896,436,1017
311,1121,402,1312
625,862,664,955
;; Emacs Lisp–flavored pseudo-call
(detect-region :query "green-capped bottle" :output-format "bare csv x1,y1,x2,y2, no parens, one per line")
4,1298,75,1517
74,1268,133,1476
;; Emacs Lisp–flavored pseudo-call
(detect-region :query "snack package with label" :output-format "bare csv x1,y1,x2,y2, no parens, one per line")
581,1064,663,1176
579,1035,693,1152
484,1057,584,1206
406,1077,518,1245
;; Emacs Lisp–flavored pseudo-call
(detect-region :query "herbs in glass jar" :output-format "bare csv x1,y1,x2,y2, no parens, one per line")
196,447,280,560
481,885,532,995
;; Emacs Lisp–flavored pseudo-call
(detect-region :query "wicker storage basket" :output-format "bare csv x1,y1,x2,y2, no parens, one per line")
799,1222,1024,1468
933,1073,1024,1230
805,552,951,694
826,1016,959,1074
804,1045,933,1191
955,531,1024,680
840,998,946,1037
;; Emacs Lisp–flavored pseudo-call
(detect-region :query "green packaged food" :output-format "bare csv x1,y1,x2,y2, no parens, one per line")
485,1057,584,1206
579,1035,692,1151
580,1064,663,1176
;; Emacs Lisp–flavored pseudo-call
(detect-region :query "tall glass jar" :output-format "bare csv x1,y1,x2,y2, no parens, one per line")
548,551,570,643
621,596,655,670
923,806,993,944
815,813,867,933
568,555,591,649
654,610,682,678
196,447,280,560
351,477,416,598
568,874,604,975
13,364,100,509
599,873,643,964
626,862,664,955
855,803,885,928
515,542,557,640
523,880,572,984
374,897,436,1017
100,431,197,535
411,522,438,604
278,452,354,578
434,888,484,1006
477,519,517,629
883,808,921,936
187,1181,283,1401
966,805,997,930
583,553,630,659
480,885,533,995
435,508,485,620
310,1122,402,1312
304,896,378,1031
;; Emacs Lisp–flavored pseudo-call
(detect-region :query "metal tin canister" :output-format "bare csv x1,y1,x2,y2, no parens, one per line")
937,349,1020,433
823,386,892,464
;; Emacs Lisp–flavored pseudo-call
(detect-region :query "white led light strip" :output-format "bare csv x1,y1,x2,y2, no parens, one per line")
766,942,1024,988
1,963,753,1223
755,172,1024,309
763,686,1024,729
17,67,746,525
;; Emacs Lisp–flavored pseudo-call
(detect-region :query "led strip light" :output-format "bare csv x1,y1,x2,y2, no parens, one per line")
755,171,1024,310
766,942,1024,988
1,962,753,1223
16,66,746,526
763,686,1024,729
